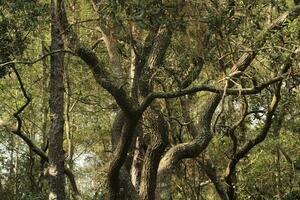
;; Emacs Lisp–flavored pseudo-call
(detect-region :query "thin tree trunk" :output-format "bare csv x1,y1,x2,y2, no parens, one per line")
48,1,66,199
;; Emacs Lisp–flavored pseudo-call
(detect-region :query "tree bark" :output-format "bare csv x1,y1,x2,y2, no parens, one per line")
130,126,144,192
48,1,66,199
139,106,168,200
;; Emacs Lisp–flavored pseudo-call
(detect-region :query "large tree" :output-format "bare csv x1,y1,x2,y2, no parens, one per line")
0,0,300,199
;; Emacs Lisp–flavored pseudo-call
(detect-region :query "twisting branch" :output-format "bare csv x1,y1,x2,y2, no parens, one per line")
5,66,46,162
56,0,137,116
156,6,300,197
224,58,293,199
11,66,31,133
7,59,81,199
139,73,289,113
180,96,229,200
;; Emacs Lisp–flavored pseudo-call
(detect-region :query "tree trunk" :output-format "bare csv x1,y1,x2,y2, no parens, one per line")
139,106,168,200
48,1,66,199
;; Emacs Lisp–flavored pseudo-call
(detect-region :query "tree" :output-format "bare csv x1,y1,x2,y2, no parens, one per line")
0,0,300,199
48,0,66,199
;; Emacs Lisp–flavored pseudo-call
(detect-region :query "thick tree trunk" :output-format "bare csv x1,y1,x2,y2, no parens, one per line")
156,93,221,199
48,1,65,199
107,118,139,200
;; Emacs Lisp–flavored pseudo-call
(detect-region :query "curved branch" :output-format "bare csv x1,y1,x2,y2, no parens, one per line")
11,66,32,133
139,74,287,113
224,58,293,199
155,6,300,195
158,93,221,176
6,22,81,199
55,0,137,116
138,4,300,113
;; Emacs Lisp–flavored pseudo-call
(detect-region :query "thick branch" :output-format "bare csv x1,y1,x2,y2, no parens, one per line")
107,118,139,199
139,108,168,200
156,6,300,194
139,74,287,113
158,93,221,176
55,0,137,116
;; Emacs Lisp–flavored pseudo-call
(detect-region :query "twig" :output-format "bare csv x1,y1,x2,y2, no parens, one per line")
0,50,74,69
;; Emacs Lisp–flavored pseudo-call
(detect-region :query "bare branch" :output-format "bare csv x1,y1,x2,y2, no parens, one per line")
139,73,288,113
0,50,74,69
11,66,31,133
4,34,81,199
224,57,293,198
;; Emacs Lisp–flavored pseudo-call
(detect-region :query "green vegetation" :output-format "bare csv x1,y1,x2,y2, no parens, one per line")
0,0,299,199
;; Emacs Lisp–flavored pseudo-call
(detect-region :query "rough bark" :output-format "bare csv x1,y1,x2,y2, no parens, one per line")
54,3,139,197
111,110,139,198
48,1,66,199
107,118,139,199
137,25,172,200
139,27,172,97
56,0,137,116
157,93,221,184
106,31,174,196
139,107,168,200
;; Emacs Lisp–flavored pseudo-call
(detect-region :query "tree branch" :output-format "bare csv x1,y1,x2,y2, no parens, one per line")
0,50,74,69
139,73,288,113
5,57,81,199
55,0,137,116
224,58,293,198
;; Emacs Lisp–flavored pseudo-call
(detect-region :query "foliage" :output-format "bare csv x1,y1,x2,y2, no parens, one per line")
0,0,300,199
